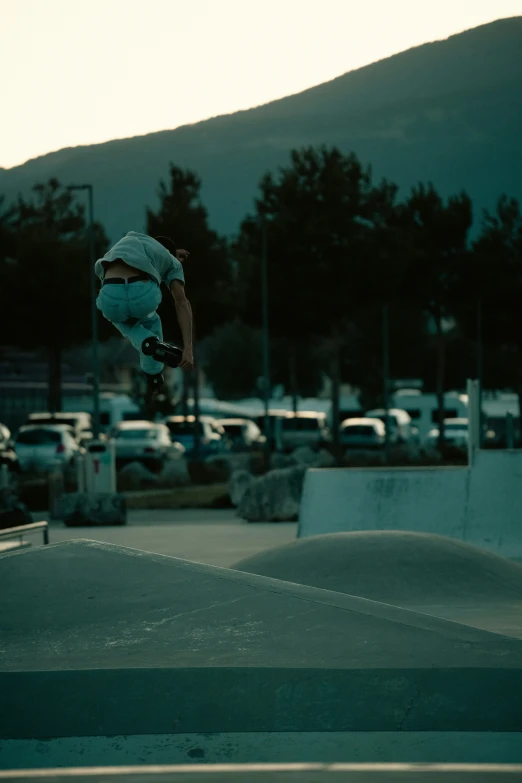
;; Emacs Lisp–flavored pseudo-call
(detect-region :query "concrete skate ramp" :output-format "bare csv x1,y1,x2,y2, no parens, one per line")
2,539,522,742
232,532,522,638
233,532,522,603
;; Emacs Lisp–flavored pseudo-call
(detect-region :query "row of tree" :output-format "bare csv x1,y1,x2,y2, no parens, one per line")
1,147,522,449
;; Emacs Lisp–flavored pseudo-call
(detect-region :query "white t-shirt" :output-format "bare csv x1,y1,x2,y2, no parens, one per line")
95,232,185,287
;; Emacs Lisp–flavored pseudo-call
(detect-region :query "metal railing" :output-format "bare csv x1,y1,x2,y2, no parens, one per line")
0,520,49,548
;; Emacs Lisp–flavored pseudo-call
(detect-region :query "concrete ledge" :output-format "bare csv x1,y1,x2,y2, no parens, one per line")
123,484,230,509
298,451,522,557
2,667,522,738
3,759,522,777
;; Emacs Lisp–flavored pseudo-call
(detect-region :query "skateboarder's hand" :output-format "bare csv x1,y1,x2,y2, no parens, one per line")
180,348,194,370
176,249,190,263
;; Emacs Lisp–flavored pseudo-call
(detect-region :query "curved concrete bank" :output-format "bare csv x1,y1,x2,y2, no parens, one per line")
298,451,522,557
232,532,522,638
2,541,522,766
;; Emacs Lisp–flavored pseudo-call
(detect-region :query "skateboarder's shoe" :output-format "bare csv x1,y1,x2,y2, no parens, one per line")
142,337,183,368
144,371,166,400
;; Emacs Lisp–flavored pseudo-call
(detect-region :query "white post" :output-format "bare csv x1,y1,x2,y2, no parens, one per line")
467,378,481,466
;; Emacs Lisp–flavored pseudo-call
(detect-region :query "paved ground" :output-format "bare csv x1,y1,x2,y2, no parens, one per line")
32,509,298,568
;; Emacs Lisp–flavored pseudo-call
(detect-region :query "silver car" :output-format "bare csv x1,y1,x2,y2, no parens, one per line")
339,417,386,449
14,424,84,473
275,411,331,452
112,420,185,470
216,418,266,451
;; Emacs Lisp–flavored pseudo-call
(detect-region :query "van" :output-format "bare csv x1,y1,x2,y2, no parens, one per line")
26,411,92,442
98,394,141,431
391,390,468,442
274,411,330,452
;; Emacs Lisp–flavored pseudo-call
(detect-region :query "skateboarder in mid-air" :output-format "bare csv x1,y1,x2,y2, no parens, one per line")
95,232,193,399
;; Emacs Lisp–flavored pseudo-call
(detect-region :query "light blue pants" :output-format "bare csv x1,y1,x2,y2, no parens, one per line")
96,279,164,375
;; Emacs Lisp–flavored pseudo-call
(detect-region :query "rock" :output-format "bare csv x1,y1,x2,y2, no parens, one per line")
238,465,307,522
228,470,255,507
194,452,255,485
317,448,336,467
117,461,158,491
0,488,32,530
269,452,297,470
291,446,320,465
288,446,336,468
61,492,127,526
157,458,191,488
206,452,251,473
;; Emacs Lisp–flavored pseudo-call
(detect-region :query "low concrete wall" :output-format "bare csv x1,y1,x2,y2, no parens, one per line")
123,483,230,509
298,451,522,557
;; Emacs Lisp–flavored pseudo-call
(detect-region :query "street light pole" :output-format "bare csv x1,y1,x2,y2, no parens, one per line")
261,218,271,450
383,305,391,460
68,183,100,438
476,298,483,447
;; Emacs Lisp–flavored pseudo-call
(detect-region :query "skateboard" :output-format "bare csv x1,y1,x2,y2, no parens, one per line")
142,337,183,368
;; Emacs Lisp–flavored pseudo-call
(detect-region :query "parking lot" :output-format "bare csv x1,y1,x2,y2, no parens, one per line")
31,508,298,568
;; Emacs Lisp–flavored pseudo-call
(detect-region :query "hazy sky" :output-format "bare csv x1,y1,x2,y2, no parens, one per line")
2,0,521,169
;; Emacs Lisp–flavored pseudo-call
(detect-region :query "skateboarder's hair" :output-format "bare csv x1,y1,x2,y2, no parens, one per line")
154,235,177,254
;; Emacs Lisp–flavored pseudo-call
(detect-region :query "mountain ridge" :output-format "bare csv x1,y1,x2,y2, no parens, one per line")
1,16,521,239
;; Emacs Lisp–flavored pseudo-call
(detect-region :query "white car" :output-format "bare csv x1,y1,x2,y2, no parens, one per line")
215,418,266,451
365,408,415,443
425,418,469,448
14,424,84,473
274,411,331,452
339,418,386,449
112,420,185,470
26,411,92,443
162,415,228,458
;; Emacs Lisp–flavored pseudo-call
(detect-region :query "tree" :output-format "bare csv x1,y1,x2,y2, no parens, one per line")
234,146,400,457
201,321,262,400
456,195,522,420
0,180,109,411
397,184,473,445
146,165,234,344
146,164,234,437
201,320,325,402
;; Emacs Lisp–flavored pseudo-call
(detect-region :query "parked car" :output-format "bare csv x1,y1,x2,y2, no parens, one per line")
111,420,185,471
0,423,11,444
215,418,266,451
0,422,20,474
425,418,469,449
26,411,92,443
162,415,229,458
339,417,386,449
365,408,416,444
14,424,85,473
274,411,331,452
252,410,288,450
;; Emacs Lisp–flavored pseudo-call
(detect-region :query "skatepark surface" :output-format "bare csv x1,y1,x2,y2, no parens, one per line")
2,534,522,768
232,531,522,639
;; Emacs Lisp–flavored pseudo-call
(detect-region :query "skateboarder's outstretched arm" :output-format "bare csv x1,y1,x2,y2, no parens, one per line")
170,280,194,370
